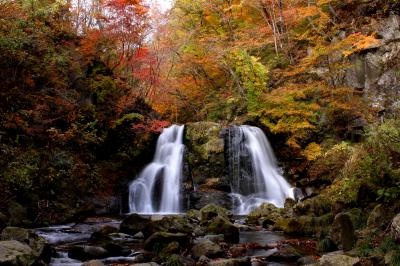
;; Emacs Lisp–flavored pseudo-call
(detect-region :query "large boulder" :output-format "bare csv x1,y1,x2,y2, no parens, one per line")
329,213,355,251
145,216,193,237
200,204,231,224
119,214,150,236
207,217,239,243
143,232,189,252
0,240,36,266
1,227,50,261
317,251,359,266
391,213,400,242
192,239,224,259
246,203,281,225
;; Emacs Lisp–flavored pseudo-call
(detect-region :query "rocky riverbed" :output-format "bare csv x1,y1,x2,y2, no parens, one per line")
3,202,391,266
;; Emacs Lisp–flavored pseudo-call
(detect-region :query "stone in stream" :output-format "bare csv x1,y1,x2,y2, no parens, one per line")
207,217,239,243
192,239,224,259
90,225,119,241
119,213,150,236
0,240,36,266
68,245,109,261
268,247,301,262
203,234,224,243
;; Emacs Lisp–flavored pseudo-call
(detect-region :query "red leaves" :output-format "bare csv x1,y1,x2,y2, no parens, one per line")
132,119,171,133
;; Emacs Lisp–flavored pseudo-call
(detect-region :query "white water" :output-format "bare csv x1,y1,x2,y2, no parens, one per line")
227,126,294,214
129,125,185,214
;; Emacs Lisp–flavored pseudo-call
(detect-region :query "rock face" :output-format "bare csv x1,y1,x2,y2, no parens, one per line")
329,213,355,251
344,15,400,113
0,240,35,266
184,122,226,189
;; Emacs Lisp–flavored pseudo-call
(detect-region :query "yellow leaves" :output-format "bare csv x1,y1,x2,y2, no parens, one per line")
303,142,322,161
342,33,381,57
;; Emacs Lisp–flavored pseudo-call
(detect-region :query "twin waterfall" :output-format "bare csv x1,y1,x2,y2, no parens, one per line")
129,124,293,214
129,125,185,214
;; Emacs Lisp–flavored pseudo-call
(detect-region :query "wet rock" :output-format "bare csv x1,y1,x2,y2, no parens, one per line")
82,260,106,266
200,204,232,223
329,213,355,251
297,255,318,265
203,234,224,243
90,225,119,241
0,240,35,266
120,214,150,236
318,251,359,266
208,257,251,266
144,232,189,252
391,213,400,242
192,239,223,259
268,247,301,262
207,217,239,243
166,254,195,266
68,245,108,261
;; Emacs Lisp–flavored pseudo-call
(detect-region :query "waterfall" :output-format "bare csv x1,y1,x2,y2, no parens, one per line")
129,125,185,214
225,125,294,214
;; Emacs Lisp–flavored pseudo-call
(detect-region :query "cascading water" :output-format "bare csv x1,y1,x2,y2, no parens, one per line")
129,125,185,214
225,125,294,214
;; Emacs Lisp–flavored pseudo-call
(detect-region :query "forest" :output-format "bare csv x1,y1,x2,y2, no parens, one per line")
1,0,400,265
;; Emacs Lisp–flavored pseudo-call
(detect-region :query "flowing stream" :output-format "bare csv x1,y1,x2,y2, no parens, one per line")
129,125,185,214
226,126,294,214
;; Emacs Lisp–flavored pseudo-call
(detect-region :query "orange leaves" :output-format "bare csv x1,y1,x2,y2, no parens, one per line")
342,33,380,57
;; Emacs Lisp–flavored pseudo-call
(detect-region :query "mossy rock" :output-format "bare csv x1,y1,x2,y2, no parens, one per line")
144,232,189,253
207,217,239,243
0,240,36,266
273,213,334,236
146,216,194,237
246,203,282,225
120,214,150,236
293,196,332,217
200,204,231,224
186,209,200,221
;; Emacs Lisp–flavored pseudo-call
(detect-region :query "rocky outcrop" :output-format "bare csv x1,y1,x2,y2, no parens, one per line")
344,15,400,113
0,240,36,266
184,122,226,189
329,213,355,251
